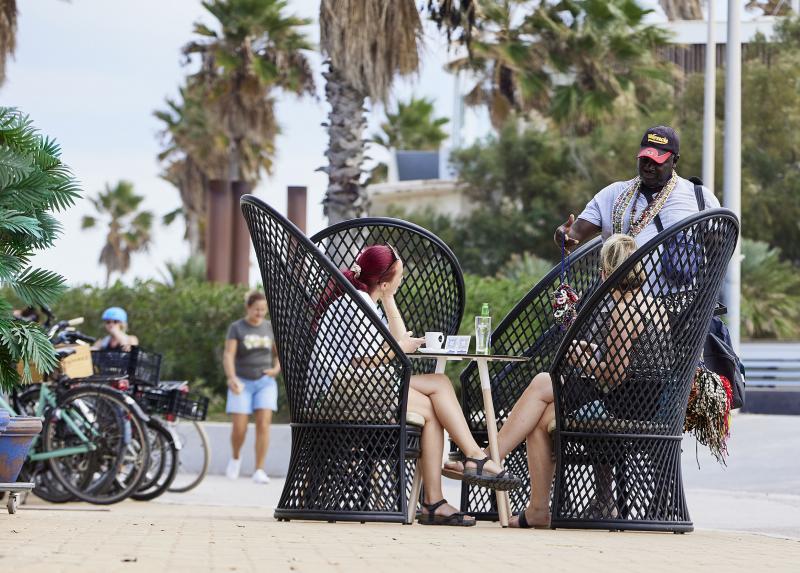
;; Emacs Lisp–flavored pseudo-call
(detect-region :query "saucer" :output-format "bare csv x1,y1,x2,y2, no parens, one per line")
417,347,450,354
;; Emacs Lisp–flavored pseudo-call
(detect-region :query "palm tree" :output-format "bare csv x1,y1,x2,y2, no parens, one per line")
447,0,672,133
154,83,227,256
368,96,449,185
658,0,703,20
319,0,423,224
182,0,315,184
0,0,17,87
372,96,450,151
81,181,153,287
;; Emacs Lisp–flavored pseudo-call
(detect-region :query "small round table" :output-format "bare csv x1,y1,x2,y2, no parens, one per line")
408,351,529,527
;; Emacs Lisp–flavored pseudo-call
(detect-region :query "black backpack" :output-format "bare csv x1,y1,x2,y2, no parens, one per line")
646,176,746,409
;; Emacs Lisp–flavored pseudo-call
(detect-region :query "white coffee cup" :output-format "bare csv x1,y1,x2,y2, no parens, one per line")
425,331,445,350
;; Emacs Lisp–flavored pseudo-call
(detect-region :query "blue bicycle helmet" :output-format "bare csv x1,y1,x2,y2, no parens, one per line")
101,307,128,323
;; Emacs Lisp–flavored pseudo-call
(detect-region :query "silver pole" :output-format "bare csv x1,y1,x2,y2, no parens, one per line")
723,0,742,352
702,0,716,191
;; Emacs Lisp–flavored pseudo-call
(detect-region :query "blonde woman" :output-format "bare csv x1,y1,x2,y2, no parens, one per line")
445,234,662,528
93,307,139,351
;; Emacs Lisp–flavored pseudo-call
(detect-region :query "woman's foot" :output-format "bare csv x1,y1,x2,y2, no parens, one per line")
509,507,550,529
418,499,476,526
462,452,522,491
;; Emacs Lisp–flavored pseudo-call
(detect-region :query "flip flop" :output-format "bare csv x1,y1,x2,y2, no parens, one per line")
514,511,551,529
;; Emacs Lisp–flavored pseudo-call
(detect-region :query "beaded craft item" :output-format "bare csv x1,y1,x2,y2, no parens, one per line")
551,234,580,328
684,366,733,465
612,171,679,237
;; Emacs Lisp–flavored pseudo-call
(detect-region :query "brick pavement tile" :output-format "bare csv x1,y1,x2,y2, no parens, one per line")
1,501,799,573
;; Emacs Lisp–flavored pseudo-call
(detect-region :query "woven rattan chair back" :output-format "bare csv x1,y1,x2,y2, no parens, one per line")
241,196,416,523
311,218,465,375
549,209,739,532
457,237,603,519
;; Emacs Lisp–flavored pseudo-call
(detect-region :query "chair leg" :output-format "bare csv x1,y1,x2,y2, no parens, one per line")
407,461,423,524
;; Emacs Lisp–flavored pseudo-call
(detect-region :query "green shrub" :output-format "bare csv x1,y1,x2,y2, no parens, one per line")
741,239,800,339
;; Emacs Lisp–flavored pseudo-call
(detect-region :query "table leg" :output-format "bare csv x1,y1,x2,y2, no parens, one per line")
476,358,511,527
436,358,450,466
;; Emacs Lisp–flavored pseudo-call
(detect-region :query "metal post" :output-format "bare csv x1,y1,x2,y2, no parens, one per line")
287,186,308,234
702,0,716,191
230,181,251,286
723,0,742,352
206,179,233,283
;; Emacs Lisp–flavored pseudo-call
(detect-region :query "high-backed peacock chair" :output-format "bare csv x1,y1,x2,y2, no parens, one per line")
458,237,604,520
549,209,739,532
310,217,465,376
241,197,423,523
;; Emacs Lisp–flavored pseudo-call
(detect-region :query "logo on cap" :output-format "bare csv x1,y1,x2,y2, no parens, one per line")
647,133,669,145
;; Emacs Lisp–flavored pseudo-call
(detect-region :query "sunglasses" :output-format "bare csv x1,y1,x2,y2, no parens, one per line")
104,320,122,325
378,244,401,281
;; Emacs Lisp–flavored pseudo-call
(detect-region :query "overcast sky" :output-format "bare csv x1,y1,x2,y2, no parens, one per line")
0,0,766,286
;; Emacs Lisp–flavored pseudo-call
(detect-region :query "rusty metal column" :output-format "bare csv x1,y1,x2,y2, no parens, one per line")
287,186,307,234
206,179,233,283
230,181,251,285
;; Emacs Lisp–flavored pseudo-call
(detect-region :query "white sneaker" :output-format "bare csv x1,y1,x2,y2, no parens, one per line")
226,458,241,480
252,469,270,484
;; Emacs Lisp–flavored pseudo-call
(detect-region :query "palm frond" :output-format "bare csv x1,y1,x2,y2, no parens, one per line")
12,267,67,307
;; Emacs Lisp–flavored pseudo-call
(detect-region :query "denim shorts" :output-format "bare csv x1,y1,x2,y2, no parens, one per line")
226,375,278,414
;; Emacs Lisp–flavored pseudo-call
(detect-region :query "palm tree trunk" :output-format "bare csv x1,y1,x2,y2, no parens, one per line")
322,65,369,225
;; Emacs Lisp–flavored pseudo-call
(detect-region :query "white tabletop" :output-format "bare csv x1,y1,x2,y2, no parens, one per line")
408,351,528,362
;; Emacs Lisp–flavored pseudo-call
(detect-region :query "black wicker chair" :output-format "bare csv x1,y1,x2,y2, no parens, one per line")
310,217,465,377
311,218,466,522
457,237,604,520
241,197,421,523
549,209,739,532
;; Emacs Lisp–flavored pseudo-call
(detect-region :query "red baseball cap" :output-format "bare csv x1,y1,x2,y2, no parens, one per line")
637,126,679,164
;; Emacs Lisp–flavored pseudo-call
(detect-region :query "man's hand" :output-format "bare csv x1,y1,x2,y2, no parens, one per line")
554,214,581,254
398,331,424,354
568,340,599,368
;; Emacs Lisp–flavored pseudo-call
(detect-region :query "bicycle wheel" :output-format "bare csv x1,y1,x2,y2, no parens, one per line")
166,419,210,493
43,385,150,505
13,385,75,504
131,418,178,501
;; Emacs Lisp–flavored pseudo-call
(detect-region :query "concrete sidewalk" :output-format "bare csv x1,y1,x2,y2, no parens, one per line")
4,496,799,573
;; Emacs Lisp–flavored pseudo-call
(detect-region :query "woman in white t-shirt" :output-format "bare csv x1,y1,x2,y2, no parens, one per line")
313,245,521,526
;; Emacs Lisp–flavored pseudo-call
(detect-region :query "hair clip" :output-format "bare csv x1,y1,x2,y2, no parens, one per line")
350,262,362,278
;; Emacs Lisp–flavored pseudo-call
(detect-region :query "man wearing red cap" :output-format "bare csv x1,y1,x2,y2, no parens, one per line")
554,126,720,251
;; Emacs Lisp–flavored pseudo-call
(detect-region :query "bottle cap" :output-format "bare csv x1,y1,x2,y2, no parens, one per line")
481,303,490,316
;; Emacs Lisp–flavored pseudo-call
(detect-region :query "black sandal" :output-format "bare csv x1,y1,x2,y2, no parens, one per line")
462,456,522,491
417,499,476,527
513,511,551,529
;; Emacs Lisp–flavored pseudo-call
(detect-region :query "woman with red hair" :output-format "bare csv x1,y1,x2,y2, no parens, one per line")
313,244,521,526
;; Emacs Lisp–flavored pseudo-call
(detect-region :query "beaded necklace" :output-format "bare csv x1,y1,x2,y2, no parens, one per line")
612,171,678,237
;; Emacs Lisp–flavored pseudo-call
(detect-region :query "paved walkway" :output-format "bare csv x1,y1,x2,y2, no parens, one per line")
2,414,799,572
3,498,799,573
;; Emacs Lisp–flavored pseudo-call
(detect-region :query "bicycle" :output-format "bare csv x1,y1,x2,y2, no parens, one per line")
5,314,151,505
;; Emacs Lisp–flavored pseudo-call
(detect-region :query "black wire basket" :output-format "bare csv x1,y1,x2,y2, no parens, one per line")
133,386,209,421
91,348,162,386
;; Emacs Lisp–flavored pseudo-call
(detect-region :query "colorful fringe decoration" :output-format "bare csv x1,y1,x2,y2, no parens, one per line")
684,367,733,465
552,233,580,329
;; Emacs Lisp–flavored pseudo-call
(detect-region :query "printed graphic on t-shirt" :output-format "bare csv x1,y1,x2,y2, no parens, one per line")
243,334,272,350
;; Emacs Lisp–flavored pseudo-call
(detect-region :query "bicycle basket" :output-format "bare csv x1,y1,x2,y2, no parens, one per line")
92,348,162,385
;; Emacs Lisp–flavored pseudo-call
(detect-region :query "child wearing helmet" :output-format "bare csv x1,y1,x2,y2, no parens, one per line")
92,307,139,352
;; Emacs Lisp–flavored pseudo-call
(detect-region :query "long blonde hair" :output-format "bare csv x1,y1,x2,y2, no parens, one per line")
600,234,644,291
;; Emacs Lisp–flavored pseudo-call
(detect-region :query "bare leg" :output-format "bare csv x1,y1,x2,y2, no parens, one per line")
253,408,272,470
496,373,554,459
509,403,555,527
408,388,471,520
443,372,554,474
230,413,249,460
410,374,504,475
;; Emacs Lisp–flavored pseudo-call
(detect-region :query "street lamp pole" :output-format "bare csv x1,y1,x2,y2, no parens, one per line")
723,0,742,352
703,0,716,191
